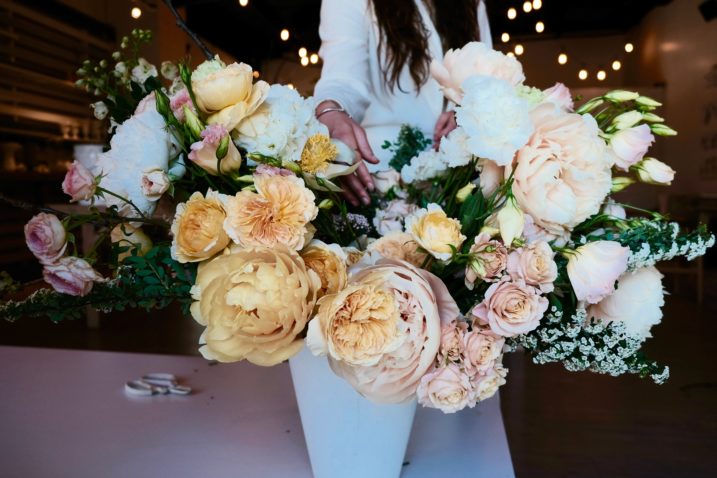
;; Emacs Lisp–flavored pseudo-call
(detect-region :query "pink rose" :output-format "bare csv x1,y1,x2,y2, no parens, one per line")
42,256,103,296
472,364,508,402
506,241,558,293
567,240,629,304
372,199,417,236
541,83,574,111
169,88,195,122
417,364,474,413
430,41,525,104
463,329,504,376
62,161,96,202
188,124,242,175
465,233,508,288
24,213,67,264
471,277,548,337
140,168,170,200
439,320,468,363
610,124,654,171
372,169,401,195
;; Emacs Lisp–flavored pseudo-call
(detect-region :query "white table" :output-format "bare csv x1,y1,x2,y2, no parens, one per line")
0,346,514,478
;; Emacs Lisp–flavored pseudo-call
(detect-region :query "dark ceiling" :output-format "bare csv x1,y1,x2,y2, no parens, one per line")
181,0,673,65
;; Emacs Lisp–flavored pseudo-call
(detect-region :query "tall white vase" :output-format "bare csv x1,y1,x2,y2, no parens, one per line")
289,346,417,478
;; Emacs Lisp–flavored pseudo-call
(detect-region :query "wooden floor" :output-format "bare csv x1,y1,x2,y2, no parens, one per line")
1,271,715,477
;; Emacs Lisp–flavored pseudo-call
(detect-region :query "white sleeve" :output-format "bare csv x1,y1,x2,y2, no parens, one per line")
478,0,493,48
313,0,372,122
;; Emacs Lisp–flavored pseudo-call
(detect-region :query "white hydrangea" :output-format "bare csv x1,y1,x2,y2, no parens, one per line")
456,75,534,166
235,84,326,163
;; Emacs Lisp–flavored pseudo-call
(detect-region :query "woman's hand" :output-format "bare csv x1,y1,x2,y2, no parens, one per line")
433,111,458,150
316,101,378,206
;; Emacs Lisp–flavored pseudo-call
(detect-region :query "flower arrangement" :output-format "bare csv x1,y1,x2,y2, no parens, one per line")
1,34,713,414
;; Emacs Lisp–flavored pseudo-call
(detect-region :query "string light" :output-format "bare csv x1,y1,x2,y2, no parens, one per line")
280,29,290,41
535,21,545,33
252,71,260,79
612,60,622,71
514,44,524,56
300,56,309,66
501,32,510,43
287,83,295,90
309,53,319,64
532,0,542,10
507,8,517,19
624,42,634,53
578,69,588,80
597,70,607,81
507,52,516,57
130,7,142,19
239,0,249,6
523,1,532,13
298,47,307,58
558,53,568,65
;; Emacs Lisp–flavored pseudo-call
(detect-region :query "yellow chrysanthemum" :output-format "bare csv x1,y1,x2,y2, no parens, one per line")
300,134,338,174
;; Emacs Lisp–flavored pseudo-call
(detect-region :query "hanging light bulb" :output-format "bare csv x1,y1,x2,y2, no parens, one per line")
597,70,607,81
287,83,295,90
252,70,260,79
507,52,516,58
535,21,545,33
280,29,290,41
507,8,517,19
131,7,142,19
612,60,622,71
501,32,510,43
624,42,634,53
523,1,532,13
300,56,309,66
532,0,542,10
239,0,249,6
514,44,524,56
309,53,319,64
558,53,568,65
578,69,588,80
298,47,307,58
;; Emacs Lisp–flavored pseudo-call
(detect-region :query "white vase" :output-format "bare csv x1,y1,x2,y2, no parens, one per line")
289,346,417,478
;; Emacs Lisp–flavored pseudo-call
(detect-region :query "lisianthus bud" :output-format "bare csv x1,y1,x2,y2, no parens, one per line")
576,97,604,114
633,157,675,185
318,199,334,210
281,160,303,175
611,177,636,193
497,197,524,247
604,90,639,102
642,112,664,123
611,111,643,131
650,124,678,136
455,183,476,203
636,96,662,108
184,106,204,139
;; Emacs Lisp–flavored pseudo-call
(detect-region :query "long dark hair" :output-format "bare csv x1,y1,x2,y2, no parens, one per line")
371,0,481,92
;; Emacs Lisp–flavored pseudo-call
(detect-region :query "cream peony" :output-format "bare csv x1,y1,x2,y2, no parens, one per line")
43,256,103,297
367,231,427,267
307,258,460,403
511,103,615,240
610,124,654,171
24,213,67,264
506,241,558,293
405,203,466,261
587,266,665,341
430,41,525,104
465,233,508,288
191,246,320,366
300,240,348,299
170,190,231,263
567,241,629,304
463,329,505,376
471,277,548,337
417,364,474,413
224,172,318,250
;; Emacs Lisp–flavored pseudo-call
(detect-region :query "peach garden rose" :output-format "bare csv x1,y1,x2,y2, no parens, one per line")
367,231,427,267
300,240,348,299
170,190,231,263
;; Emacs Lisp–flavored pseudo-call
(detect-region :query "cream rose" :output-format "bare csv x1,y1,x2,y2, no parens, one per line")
191,246,320,365
24,213,67,264
43,256,103,297
110,224,153,262
405,203,466,261
511,103,615,240
463,329,505,376
373,169,401,195
471,277,548,337
506,241,558,293
62,161,96,202
300,240,348,299
465,233,508,288
307,257,460,403
367,231,427,267
417,364,474,413
430,41,525,104
588,266,665,341
140,168,170,200
567,240,629,304
170,190,230,263
224,172,318,251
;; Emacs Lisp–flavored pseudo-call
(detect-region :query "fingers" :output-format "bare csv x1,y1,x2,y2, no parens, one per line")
352,124,379,164
343,173,371,205
355,160,375,192
341,179,360,207
433,113,451,143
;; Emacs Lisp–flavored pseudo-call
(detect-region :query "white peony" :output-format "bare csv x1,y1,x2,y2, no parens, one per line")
456,76,533,167
588,266,665,341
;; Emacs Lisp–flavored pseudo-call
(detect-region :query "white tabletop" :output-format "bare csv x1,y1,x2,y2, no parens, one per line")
0,346,514,478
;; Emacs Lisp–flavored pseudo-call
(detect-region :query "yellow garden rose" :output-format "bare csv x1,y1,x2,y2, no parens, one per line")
224,172,318,250
170,190,230,263
300,240,348,299
191,246,321,366
367,231,427,267
405,203,466,262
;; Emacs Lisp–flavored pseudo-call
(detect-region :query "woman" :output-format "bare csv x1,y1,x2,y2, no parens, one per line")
314,0,492,205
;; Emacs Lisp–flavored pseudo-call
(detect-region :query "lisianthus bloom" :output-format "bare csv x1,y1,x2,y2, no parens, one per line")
62,161,96,202
170,190,231,263
189,124,242,176
307,257,460,403
191,246,320,365
471,277,548,337
224,172,318,251
567,240,629,304
300,240,348,299
367,231,427,267
24,213,67,264
506,241,558,293
465,233,508,288
169,88,194,122
110,224,153,262
405,203,465,262
633,157,675,185
610,124,654,171
43,256,103,297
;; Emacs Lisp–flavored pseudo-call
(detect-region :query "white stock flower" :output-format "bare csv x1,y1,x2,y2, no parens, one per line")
401,149,446,184
130,58,158,84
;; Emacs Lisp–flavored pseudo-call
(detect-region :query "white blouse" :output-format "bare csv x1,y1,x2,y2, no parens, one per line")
314,0,492,169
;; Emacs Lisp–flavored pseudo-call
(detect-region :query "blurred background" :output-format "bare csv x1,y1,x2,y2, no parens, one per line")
0,1,715,476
